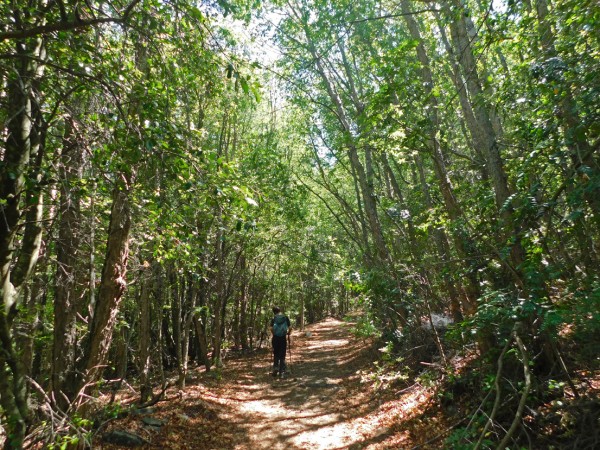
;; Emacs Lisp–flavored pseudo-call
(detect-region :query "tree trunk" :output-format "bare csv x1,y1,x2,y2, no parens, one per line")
401,0,480,315
114,324,128,382
153,262,167,384
239,255,249,350
289,5,390,266
138,264,152,403
80,177,133,406
52,116,86,410
212,224,226,367
412,154,464,322
178,274,197,389
0,34,47,448
170,267,182,371
535,0,600,229
194,309,211,372
446,0,526,278
233,271,241,349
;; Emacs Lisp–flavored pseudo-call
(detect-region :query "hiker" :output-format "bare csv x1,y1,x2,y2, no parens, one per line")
270,306,291,378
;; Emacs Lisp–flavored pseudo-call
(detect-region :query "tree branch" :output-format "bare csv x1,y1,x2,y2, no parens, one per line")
351,8,441,24
0,0,142,41
474,334,513,450
496,329,532,450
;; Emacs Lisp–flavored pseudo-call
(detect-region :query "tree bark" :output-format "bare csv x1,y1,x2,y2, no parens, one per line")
138,263,152,403
0,33,47,448
80,177,133,406
212,224,226,367
52,116,86,410
239,255,249,350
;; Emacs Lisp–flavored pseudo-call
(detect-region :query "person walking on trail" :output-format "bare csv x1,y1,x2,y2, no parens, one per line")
271,306,291,378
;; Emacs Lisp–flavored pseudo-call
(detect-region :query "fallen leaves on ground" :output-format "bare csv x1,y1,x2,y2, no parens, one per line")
93,318,472,449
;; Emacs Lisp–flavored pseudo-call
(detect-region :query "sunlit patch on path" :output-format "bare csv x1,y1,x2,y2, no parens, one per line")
306,338,349,349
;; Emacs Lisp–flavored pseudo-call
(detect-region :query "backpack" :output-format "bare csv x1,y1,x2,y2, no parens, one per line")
272,315,289,337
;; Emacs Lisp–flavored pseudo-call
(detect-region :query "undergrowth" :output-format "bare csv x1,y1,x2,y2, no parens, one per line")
361,287,600,450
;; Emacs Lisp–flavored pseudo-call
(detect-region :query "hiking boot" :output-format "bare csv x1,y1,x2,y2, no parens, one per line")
271,370,278,377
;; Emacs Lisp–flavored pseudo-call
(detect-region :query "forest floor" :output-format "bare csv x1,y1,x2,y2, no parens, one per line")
95,317,453,449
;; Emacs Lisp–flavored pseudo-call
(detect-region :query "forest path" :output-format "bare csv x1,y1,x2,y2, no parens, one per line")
213,317,377,450
98,317,434,449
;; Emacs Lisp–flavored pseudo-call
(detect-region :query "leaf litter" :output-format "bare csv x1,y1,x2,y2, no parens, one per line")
94,317,457,449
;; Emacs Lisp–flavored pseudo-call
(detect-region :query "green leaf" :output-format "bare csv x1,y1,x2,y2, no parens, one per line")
251,83,262,102
240,77,249,94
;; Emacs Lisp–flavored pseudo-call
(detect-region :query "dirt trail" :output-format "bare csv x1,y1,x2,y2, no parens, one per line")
219,317,374,449
98,317,432,449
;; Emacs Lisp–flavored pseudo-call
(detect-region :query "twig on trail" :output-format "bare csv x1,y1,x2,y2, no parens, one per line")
108,377,137,404
394,383,421,396
465,386,494,431
138,380,172,409
92,380,173,440
553,341,580,399
420,361,444,368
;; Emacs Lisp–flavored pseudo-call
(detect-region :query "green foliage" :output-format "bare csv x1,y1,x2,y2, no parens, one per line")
445,421,491,450
0,0,598,447
45,414,93,450
349,312,379,339
560,280,600,362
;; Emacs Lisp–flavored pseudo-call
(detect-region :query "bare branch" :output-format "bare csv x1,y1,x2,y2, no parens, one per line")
496,329,532,450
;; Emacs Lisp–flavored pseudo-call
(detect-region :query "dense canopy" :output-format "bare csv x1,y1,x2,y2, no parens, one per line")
0,0,598,447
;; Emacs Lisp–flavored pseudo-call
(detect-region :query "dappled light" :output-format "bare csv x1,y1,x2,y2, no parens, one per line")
94,318,440,449
306,339,350,349
0,0,598,447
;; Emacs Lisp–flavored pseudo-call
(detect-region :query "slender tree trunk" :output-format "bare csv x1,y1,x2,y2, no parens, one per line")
239,255,249,350
88,178,97,317
535,0,600,230
446,0,526,279
0,34,47,448
80,177,133,406
412,154,464,322
194,264,210,370
401,0,480,315
289,5,390,266
138,263,152,403
153,262,167,384
233,273,241,349
194,285,211,372
212,224,225,367
18,284,36,378
114,324,128,383
52,116,85,409
178,274,197,389
170,267,182,368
